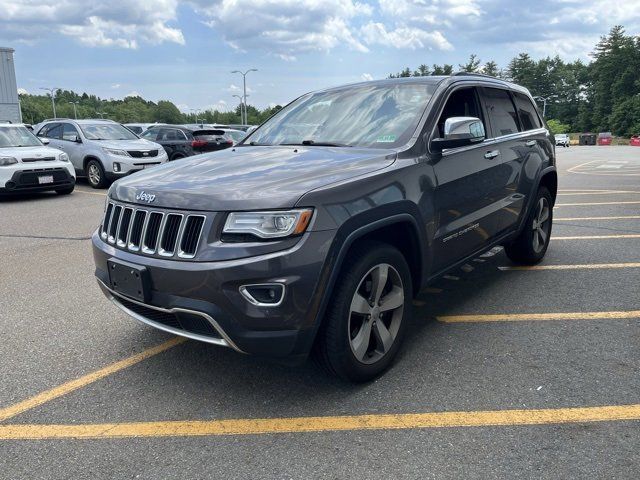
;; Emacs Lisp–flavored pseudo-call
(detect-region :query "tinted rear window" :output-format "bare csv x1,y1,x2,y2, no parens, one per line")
483,88,520,137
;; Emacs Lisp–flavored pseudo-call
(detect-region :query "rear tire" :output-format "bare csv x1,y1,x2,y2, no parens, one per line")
314,241,412,382
86,159,107,189
55,185,75,195
505,186,553,265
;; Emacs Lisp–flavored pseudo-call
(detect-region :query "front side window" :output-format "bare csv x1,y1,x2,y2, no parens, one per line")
436,87,484,138
80,123,139,141
483,88,520,137
40,123,62,139
141,128,159,140
0,126,43,147
247,82,436,148
62,123,80,141
512,92,542,131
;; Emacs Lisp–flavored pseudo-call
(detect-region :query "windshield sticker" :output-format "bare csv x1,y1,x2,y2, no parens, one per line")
376,134,397,143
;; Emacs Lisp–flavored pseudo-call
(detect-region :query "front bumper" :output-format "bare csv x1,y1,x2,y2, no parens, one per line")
0,166,75,193
92,228,336,358
105,153,168,180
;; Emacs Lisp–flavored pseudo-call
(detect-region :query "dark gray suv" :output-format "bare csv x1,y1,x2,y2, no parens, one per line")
92,74,556,382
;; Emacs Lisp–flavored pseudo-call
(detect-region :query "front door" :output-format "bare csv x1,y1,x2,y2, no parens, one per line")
431,86,505,272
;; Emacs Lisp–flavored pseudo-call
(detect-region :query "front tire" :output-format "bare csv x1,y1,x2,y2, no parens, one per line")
505,186,553,265
314,241,412,382
86,159,107,189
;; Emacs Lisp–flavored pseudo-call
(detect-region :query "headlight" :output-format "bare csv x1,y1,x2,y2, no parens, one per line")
59,152,69,162
102,147,130,157
0,156,18,166
223,209,313,239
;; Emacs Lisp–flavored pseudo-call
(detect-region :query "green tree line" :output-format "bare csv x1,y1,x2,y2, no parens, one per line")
389,25,640,136
19,89,282,127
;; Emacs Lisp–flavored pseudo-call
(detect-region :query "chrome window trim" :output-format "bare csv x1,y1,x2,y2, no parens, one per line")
98,279,243,352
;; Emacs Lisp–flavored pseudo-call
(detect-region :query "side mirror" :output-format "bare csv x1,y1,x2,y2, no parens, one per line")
72,134,82,143
40,138,50,145
431,117,485,152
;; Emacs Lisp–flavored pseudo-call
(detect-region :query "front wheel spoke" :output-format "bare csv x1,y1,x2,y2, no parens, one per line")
538,227,547,244
351,320,373,360
539,207,549,223
533,230,540,251
373,320,393,353
379,286,404,312
350,293,371,315
370,265,389,304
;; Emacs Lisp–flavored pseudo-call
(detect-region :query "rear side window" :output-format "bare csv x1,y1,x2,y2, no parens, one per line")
483,88,520,137
512,92,542,130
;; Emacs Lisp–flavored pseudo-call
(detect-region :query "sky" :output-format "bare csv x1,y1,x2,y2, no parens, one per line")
1,0,639,112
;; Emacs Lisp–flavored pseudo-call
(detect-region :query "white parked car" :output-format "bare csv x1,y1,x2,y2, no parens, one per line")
0,123,75,195
555,133,570,147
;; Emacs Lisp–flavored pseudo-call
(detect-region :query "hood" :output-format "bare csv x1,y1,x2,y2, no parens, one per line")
9,145,64,161
111,145,396,211
97,138,160,150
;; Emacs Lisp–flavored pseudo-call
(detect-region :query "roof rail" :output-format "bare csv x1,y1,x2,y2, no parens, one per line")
452,71,502,80
41,117,70,122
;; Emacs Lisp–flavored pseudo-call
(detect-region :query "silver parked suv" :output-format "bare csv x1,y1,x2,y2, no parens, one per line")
36,119,168,188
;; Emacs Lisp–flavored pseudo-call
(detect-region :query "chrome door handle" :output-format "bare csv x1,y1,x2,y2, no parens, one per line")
525,140,536,147
484,150,500,159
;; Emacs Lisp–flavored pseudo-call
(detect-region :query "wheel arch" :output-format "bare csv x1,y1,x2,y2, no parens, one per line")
83,155,104,172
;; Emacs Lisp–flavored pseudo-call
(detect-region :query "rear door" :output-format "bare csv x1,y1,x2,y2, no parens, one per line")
431,85,501,272
482,88,549,234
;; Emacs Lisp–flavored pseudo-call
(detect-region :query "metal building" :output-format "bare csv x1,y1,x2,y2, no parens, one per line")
0,47,21,123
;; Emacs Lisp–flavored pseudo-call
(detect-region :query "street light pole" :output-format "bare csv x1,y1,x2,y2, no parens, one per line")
534,96,549,118
190,108,201,125
232,95,247,124
69,101,79,119
231,69,257,125
40,87,60,118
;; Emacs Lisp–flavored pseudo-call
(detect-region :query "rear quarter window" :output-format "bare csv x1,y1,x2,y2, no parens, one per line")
512,92,542,131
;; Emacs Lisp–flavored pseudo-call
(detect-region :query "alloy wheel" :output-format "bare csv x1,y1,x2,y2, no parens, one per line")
348,263,404,365
88,163,101,186
531,197,551,253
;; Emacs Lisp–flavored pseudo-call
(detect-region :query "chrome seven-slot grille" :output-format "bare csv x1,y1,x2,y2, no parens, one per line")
100,202,206,259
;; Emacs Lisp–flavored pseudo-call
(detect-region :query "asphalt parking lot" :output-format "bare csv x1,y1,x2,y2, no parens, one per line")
1,146,639,479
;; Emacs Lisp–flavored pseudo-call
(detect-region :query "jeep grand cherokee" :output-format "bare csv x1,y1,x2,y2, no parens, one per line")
93,74,556,382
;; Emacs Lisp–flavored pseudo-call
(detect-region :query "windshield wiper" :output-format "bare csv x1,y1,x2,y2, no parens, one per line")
280,140,351,147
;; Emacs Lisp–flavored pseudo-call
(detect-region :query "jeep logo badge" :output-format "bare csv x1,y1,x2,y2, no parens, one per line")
135,191,156,203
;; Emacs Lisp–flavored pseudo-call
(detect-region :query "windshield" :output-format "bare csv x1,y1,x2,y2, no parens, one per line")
80,123,139,141
246,82,436,148
0,126,43,148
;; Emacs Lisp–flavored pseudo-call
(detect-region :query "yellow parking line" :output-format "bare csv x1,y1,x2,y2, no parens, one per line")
552,235,640,240
499,263,640,271
437,310,640,323
557,191,640,196
555,201,640,207
0,338,184,422
555,215,640,221
1,404,639,440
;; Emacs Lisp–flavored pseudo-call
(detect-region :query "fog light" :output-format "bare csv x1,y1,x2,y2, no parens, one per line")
113,162,121,172
239,284,285,306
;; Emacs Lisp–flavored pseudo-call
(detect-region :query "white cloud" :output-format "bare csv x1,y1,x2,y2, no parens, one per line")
361,73,373,81
0,1,184,48
111,84,121,89
361,22,452,50
125,91,141,98
17,87,29,95
191,0,371,57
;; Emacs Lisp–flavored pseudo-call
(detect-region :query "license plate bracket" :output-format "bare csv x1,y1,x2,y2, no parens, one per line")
107,258,150,302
